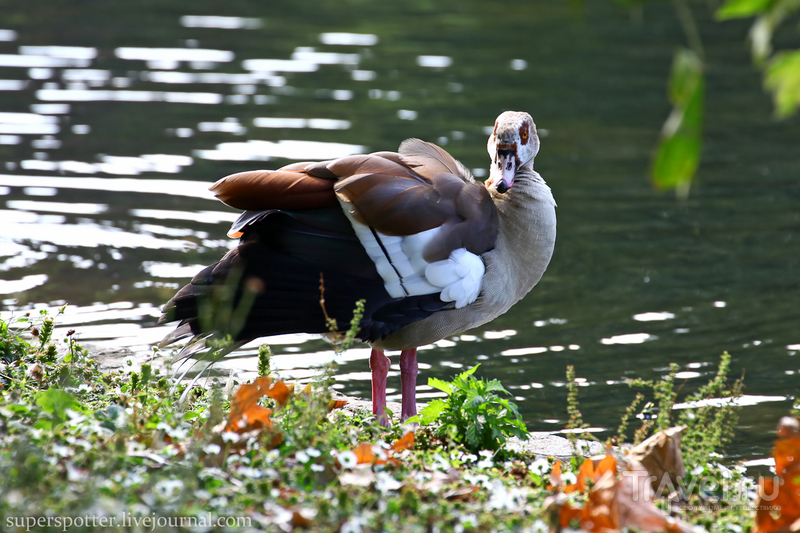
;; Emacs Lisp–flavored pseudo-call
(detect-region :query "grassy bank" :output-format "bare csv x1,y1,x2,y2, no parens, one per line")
0,309,796,532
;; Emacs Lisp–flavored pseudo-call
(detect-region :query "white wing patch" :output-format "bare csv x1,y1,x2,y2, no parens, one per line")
342,207,484,308
425,249,485,308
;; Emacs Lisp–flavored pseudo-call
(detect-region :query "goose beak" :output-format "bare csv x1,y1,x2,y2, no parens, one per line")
487,147,517,194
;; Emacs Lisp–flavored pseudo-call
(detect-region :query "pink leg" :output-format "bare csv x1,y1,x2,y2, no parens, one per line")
399,349,418,422
370,348,391,425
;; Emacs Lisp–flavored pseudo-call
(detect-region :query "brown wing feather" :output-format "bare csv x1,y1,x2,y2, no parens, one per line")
423,179,498,261
399,138,474,183
327,154,421,182
335,173,454,234
210,170,338,210
208,146,498,263
335,151,498,261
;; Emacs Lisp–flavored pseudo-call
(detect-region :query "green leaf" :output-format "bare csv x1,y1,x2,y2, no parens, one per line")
466,422,479,448
651,48,705,197
668,48,704,107
459,364,481,379
427,377,453,394
467,394,486,409
35,388,82,428
715,0,773,20
484,380,509,395
652,131,702,189
765,50,800,118
413,399,447,425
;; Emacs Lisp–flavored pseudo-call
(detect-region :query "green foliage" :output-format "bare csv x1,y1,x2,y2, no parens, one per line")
715,0,773,20
677,352,744,464
0,308,765,531
626,353,743,463
34,388,82,430
258,344,272,376
765,50,800,118
409,364,529,454
1,308,64,363
651,48,705,199
714,0,800,114
612,0,800,194
615,391,645,444
565,365,589,448
0,317,28,363
322,297,367,356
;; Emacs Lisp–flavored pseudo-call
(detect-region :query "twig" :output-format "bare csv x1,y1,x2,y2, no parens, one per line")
673,0,705,61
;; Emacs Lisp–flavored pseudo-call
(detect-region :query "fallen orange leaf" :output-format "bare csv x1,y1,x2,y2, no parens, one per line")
391,432,415,453
554,446,699,533
565,451,617,495
773,435,800,479
596,452,618,478
558,502,584,528
753,417,800,533
548,460,563,490
266,380,292,406
354,442,379,465
225,376,287,433
328,400,348,411
566,458,595,494
755,475,800,533
581,472,619,532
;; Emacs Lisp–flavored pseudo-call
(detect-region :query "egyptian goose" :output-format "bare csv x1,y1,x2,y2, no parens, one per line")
159,111,556,423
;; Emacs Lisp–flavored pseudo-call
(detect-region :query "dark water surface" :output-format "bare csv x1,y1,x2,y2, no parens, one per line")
1,1,798,460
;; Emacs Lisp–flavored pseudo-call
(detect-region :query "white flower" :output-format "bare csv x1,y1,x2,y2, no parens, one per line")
460,513,478,527
476,458,493,469
305,447,321,458
154,479,184,501
203,443,221,455
463,453,478,463
265,449,280,463
488,479,510,510
340,518,362,533
432,453,450,471
220,431,239,443
375,472,402,494
310,464,325,472
529,458,549,476
374,446,388,461
235,466,262,478
338,450,358,469
479,450,494,458
296,451,310,464
464,473,492,489
531,519,549,532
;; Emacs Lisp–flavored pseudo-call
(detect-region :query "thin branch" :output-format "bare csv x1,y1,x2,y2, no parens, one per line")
674,0,706,61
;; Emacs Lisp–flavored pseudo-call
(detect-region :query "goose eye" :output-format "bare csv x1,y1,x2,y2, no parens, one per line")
521,131,528,139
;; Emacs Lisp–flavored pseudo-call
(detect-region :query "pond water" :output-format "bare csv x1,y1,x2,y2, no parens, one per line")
1,1,798,461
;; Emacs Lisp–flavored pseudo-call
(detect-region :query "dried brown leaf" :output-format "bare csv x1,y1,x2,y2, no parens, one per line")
628,426,686,493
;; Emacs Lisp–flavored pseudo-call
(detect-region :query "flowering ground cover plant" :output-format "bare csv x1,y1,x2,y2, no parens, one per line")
0,308,796,532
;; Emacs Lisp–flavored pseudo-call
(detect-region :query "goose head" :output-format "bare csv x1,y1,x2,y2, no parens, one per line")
485,111,539,194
